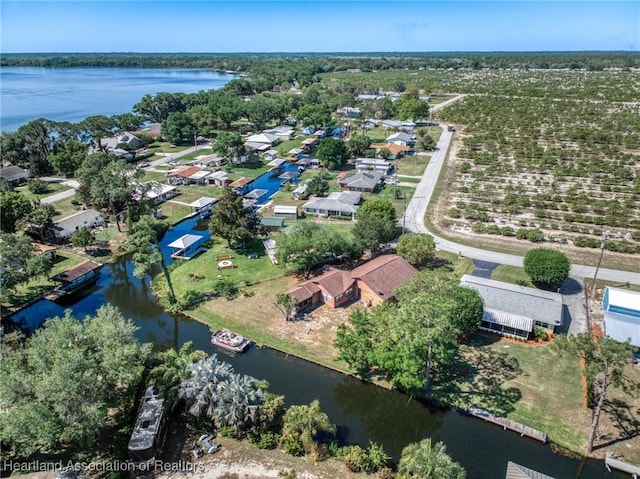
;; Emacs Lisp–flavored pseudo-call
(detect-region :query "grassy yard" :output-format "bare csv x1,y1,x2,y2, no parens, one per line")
15,182,71,202
491,265,532,286
432,334,589,454
158,202,192,225
51,195,84,220
2,250,87,308
396,155,431,177
141,170,167,183
225,162,270,181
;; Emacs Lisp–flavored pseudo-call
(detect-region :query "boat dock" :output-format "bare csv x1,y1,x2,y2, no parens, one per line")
605,453,640,477
44,260,102,301
468,407,547,443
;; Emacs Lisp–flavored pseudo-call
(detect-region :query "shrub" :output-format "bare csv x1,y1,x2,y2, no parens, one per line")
523,247,571,289
281,435,305,456
27,179,49,195
533,326,549,341
526,228,544,242
340,445,369,472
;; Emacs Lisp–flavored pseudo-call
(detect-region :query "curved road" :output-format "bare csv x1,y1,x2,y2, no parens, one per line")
402,98,640,285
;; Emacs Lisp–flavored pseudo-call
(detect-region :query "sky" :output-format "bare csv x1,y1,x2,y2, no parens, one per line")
1,1,639,53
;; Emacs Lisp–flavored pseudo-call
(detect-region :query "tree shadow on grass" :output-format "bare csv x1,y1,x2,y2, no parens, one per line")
592,398,640,451
431,343,523,417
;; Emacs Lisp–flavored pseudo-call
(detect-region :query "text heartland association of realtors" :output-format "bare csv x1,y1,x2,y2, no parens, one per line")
3,460,196,473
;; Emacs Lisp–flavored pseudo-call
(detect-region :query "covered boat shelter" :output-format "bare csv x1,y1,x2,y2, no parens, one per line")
168,234,206,260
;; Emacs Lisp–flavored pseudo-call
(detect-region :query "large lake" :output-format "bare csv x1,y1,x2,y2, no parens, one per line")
0,67,235,132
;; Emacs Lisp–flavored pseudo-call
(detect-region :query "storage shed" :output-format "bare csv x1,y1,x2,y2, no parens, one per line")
273,205,298,220
603,287,640,347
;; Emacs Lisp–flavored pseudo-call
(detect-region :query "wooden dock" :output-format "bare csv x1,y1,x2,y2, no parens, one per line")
468,407,547,443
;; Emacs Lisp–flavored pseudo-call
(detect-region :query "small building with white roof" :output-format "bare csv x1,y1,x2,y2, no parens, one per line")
602,287,640,347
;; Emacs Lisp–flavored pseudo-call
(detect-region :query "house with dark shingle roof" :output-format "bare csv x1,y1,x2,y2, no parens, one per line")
0,166,29,186
287,254,417,310
460,275,563,340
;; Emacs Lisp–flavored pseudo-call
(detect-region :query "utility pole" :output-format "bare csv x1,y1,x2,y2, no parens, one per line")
591,230,610,298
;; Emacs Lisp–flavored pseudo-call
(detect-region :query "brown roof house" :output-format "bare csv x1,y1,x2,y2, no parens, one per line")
287,254,417,310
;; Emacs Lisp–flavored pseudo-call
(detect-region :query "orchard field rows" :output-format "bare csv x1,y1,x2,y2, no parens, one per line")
324,69,640,254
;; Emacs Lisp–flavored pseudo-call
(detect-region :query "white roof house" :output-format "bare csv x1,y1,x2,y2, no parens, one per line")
50,209,102,239
188,197,217,209
460,275,564,339
246,132,279,145
302,191,362,220
168,234,203,250
144,183,177,204
603,287,640,347
355,158,392,173
386,132,414,145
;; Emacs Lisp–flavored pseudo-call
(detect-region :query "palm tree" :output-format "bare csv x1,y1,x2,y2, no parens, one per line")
126,215,176,303
178,354,234,418
398,438,466,479
214,374,263,435
150,341,205,408
281,399,336,461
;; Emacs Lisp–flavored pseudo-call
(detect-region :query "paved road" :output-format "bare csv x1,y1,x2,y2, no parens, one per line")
148,142,211,169
40,180,79,204
402,114,640,285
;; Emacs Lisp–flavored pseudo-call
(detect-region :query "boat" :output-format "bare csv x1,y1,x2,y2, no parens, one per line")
211,329,251,353
127,385,167,463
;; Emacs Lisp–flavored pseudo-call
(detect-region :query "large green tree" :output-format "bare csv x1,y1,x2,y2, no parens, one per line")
316,137,349,170
353,198,398,255
276,222,359,278
553,334,639,454
50,140,88,177
396,233,436,266
212,131,245,162
0,233,36,289
0,305,148,457
523,247,571,289
335,269,483,396
19,203,56,242
161,111,196,145
306,175,330,197
398,438,466,479
0,192,34,233
208,187,265,248
348,134,372,158
126,215,176,303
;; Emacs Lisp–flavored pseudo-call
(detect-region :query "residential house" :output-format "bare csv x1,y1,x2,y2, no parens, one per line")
371,143,412,158
460,275,564,340
382,119,415,131
263,150,279,162
287,148,304,161
100,132,142,151
264,125,295,142
287,254,417,310
337,107,362,117
301,137,318,152
602,287,640,347
355,158,392,174
188,197,218,217
292,179,311,200
301,126,316,136
0,166,29,186
50,209,103,240
192,154,226,170
302,191,361,220
230,177,254,195
386,132,414,146
207,170,231,187
143,183,177,204
273,205,298,220
338,171,385,193
167,166,204,185
245,132,279,153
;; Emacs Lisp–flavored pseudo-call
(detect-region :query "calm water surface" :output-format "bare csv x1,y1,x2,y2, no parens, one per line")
0,67,234,132
9,249,624,479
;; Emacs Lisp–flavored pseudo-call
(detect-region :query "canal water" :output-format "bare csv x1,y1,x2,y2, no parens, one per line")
7,247,625,479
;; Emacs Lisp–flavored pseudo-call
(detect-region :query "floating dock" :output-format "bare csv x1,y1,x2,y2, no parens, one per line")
605,453,640,477
468,407,547,443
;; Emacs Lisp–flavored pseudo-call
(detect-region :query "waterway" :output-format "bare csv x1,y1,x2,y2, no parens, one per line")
0,67,235,132
7,245,625,479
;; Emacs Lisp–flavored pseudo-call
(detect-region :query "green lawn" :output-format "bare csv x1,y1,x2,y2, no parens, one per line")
225,162,270,181
51,195,84,220
15,182,71,202
432,335,589,454
157,202,192,225
165,237,285,298
491,265,533,286
95,226,119,242
3,250,87,308
141,171,167,183
396,155,431,177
